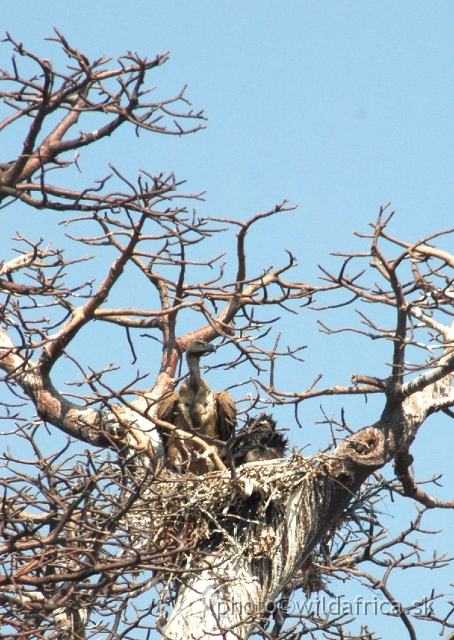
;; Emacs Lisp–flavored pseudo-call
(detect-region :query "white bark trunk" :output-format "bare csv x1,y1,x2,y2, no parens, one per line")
164,557,262,639
164,470,344,639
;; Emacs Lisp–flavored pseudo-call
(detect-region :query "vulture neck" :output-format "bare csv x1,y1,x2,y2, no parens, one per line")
186,352,203,394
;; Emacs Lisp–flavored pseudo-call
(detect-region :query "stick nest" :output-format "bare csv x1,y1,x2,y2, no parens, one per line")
123,452,333,559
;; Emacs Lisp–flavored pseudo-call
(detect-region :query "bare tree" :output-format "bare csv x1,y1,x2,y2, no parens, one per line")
1,32,454,640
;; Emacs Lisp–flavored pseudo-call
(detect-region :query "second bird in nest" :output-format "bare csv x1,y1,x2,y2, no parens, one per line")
230,413,288,466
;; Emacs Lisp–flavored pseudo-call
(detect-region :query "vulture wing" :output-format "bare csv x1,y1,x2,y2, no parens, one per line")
156,391,179,426
156,391,187,471
214,390,237,441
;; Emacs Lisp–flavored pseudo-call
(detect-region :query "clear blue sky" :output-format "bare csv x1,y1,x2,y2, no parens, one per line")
2,3,454,638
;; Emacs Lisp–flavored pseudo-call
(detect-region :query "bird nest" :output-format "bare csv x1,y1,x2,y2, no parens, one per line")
123,451,333,558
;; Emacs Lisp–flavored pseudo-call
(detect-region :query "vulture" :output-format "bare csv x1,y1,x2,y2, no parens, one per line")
157,340,236,474
231,413,288,466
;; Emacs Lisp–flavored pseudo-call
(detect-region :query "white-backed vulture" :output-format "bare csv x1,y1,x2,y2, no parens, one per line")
157,340,236,474
231,413,288,466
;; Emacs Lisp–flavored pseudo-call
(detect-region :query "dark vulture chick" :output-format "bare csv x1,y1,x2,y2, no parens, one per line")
157,340,236,474
231,413,288,466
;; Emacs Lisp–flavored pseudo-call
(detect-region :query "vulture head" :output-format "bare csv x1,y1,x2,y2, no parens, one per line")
186,339,216,357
